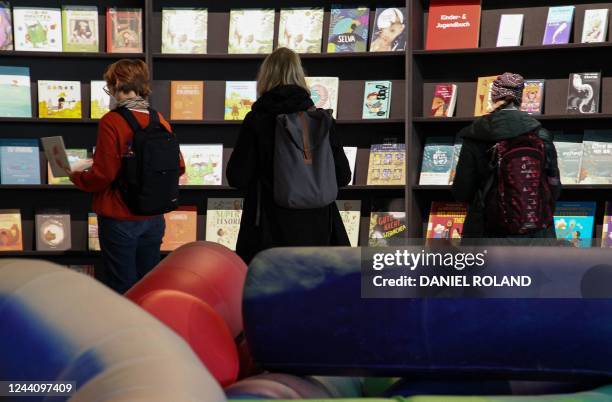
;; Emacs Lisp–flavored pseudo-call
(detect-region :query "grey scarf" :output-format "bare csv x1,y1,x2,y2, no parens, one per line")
114,95,149,112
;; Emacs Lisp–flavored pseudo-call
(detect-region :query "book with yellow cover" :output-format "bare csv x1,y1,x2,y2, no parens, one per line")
473,75,498,117
224,81,256,120
0,209,22,251
38,80,82,118
91,80,110,119
366,143,406,185
336,200,361,247
88,213,100,251
171,81,204,120
161,207,198,251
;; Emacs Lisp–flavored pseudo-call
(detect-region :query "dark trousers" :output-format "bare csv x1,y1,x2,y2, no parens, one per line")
98,215,165,293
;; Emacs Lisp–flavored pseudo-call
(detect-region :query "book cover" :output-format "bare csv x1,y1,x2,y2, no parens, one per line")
228,9,275,54
430,83,457,117
0,138,40,184
543,6,575,45
602,201,612,248
567,72,601,114
448,136,463,185
370,7,406,52
106,8,142,53
161,8,207,54
278,8,324,53
519,79,545,115
366,143,406,185
554,201,596,248
553,133,583,185
368,198,407,246
38,80,82,118
35,209,71,251
474,75,498,116
305,77,339,118
90,80,110,119
362,80,392,119
419,136,455,185
327,6,369,53
13,7,62,51
426,201,467,239
61,6,98,52
224,81,256,120
343,146,357,185
425,0,481,50
496,14,524,47
88,212,100,251
67,265,95,277
0,209,22,251
161,207,198,251
171,81,204,121
579,130,612,184
179,144,223,185
582,9,608,43
0,1,13,50
48,148,87,185
336,200,361,247
206,198,243,251
0,66,31,117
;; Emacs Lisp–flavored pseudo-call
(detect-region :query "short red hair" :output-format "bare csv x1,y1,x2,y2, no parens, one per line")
103,59,151,97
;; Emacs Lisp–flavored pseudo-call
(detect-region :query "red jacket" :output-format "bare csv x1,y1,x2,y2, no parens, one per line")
72,110,185,221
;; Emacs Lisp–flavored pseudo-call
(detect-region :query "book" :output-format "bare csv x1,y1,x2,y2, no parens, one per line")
278,8,324,53
161,8,207,54
161,207,198,251
224,81,256,121
0,209,22,251
362,80,392,119
90,80,110,119
448,136,463,185
474,75,498,117
48,149,88,185
13,7,62,51
179,144,223,186
430,83,457,117
336,200,361,247
543,6,575,45
38,80,82,119
602,202,612,248
579,130,612,184
106,8,142,53
305,77,339,118
554,133,583,185
327,6,370,53
370,7,406,52
228,9,275,54
567,72,601,114
0,66,31,117
368,198,407,246
519,79,545,115
205,198,243,251
41,136,69,178
67,265,95,277
171,81,204,121
35,209,71,251
88,213,100,251
419,136,455,185
61,6,98,52
582,9,608,43
0,139,40,184
554,201,596,248
426,201,467,239
425,0,481,50
366,143,406,185
343,146,357,185
0,1,13,50
496,14,524,47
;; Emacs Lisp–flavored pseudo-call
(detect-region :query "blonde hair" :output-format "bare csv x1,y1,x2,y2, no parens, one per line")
256,47,309,96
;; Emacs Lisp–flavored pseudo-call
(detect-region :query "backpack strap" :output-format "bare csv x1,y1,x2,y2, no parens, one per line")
146,107,161,130
114,106,142,133
298,112,313,164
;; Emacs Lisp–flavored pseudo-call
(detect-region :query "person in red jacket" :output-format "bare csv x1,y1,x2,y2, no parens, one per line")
71,59,184,293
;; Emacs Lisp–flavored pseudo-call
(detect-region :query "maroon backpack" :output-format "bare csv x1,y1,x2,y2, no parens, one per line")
482,132,555,235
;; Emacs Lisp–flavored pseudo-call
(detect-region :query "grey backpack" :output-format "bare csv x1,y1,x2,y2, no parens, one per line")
273,108,338,209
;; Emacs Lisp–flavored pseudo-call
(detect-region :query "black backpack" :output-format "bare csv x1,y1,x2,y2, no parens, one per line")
114,107,180,215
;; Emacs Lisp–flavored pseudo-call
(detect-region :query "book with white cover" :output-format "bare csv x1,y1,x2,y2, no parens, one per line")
582,9,608,43
343,146,357,185
496,14,524,47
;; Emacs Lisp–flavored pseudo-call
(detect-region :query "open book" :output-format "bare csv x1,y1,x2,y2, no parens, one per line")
41,136,92,177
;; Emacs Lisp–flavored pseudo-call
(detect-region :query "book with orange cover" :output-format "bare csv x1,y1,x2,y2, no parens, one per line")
161,206,197,251
0,209,22,251
425,0,481,50
171,81,204,121
106,8,142,53
474,75,498,116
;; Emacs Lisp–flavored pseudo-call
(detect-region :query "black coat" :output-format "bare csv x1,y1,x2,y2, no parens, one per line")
451,108,561,238
226,85,352,264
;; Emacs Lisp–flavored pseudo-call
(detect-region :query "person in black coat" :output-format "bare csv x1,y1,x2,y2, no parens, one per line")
226,48,352,264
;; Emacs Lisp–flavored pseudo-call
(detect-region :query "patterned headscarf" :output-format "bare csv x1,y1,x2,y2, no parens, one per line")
491,72,525,105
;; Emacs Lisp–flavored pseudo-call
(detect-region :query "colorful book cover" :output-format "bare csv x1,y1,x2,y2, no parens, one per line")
425,1,480,50
543,6,575,45
602,201,612,248
448,136,463,185
343,146,357,185
13,7,62,51
419,136,455,185
366,143,406,185
370,7,406,52
362,80,392,119
38,80,82,118
35,209,71,251
426,201,467,239
327,6,369,53
336,200,361,247
48,148,87,185
61,6,98,52
0,66,31,117
305,77,339,118
496,14,523,47
0,138,40,184
430,83,457,117
0,209,22,251
474,75,498,117
0,1,13,50
171,81,204,121
579,130,612,184
179,144,223,186
567,72,601,114
67,265,95,277
106,8,142,53
554,201,596,248
368,198,407,246
224,81,256,121
161,207,198,251
161,8,207,54
88,212,100,251
278,8,324,53
519,79,545,115
553,133,583,185
90,80,110,119
228,9,275,54
582,9,608,43
206,198,243,251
